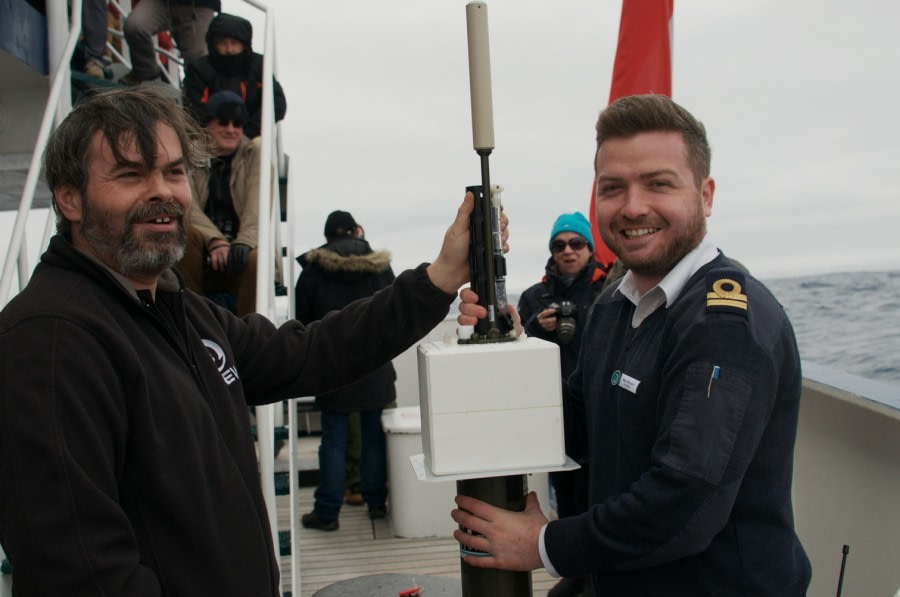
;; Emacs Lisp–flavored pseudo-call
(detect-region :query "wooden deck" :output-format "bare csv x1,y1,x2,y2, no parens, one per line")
276,436,558,596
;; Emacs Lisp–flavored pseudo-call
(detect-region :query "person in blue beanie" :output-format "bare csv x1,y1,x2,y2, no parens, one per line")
517,211,614,597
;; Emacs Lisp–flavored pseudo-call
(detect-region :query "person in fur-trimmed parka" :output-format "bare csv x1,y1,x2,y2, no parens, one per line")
294,211,396,530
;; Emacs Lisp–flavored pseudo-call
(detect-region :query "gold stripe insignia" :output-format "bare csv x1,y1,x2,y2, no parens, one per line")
706,278,748,310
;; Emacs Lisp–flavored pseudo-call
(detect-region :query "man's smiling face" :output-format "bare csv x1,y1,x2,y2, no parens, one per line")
594,130,714,293
61,122,191,284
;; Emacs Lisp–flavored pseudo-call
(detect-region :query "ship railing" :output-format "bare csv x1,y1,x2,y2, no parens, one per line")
0,0,82,307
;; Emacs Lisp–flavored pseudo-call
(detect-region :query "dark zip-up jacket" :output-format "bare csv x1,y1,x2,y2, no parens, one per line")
0,235,452,595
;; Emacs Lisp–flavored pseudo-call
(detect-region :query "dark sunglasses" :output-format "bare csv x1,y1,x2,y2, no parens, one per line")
217,118,245,128
551,237,589,253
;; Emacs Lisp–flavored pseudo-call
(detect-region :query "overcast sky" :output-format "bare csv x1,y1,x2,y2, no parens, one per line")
226,0,900,294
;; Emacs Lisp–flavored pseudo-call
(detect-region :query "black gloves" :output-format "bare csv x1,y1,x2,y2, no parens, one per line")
226,243,251,275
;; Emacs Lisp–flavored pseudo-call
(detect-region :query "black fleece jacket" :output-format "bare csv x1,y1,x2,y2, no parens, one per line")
0,235,452,595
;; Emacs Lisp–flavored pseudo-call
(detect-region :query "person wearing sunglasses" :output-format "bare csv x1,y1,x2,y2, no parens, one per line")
177,90,260,316
515,210,616,597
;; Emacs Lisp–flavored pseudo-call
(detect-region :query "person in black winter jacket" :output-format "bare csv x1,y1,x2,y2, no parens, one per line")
295,211,396,530
183,12,287,139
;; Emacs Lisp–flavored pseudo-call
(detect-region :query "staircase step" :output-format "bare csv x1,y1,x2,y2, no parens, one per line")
278,530,290,557
0,153,52,212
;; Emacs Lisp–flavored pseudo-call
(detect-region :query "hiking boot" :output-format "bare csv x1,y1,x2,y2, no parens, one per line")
344,485,364,506
301,511,338,531
368,506,387,520
84,59,105,79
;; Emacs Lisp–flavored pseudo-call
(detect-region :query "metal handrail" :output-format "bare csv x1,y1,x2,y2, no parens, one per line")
0,0,81,306
233,2,300,593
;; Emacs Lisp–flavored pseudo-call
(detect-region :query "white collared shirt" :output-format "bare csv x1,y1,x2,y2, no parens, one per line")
616,236,720,327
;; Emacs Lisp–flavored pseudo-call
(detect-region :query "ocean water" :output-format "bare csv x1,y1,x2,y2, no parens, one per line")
507,270,900,389
763,270,900,388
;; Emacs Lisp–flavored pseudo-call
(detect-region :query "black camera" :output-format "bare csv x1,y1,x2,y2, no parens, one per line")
549,300,577,344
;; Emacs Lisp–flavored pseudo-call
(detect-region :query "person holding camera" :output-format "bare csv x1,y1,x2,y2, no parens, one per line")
517,211,615,597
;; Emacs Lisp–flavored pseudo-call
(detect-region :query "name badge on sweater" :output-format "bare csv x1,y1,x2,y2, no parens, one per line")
611,370,640,394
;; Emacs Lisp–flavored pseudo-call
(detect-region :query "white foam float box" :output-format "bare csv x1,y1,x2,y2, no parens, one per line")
418,337,565,476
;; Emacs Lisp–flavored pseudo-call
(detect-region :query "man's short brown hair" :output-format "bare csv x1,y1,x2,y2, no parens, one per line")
595,94,711,186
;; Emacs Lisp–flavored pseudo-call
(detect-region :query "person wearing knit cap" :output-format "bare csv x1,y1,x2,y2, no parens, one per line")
323,210,359,241
176,90,261,316
516,210,614,597
183,13,287,139
120,0,221,86
547,212,594,254
295,212,396,530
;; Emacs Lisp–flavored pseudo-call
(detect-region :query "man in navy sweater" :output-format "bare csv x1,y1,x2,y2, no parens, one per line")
454,94,811,595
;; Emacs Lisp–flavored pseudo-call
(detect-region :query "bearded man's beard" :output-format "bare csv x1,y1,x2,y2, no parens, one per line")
81,199,186,279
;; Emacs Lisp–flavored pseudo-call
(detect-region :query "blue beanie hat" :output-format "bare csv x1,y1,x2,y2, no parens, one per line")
549,212,593,251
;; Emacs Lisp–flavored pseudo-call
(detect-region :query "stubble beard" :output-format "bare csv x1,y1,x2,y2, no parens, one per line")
80,198,186,280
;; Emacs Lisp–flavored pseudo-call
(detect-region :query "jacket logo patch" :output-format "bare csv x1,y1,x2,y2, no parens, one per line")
706,276,748,312
203,339,240,386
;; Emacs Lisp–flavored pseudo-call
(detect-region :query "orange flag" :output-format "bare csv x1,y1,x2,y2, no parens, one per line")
589,0,674,270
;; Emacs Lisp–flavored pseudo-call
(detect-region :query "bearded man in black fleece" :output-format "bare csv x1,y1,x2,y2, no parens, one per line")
0,86,501,596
